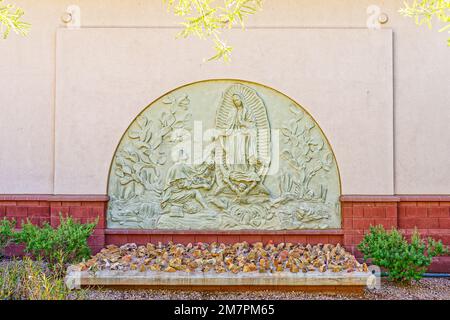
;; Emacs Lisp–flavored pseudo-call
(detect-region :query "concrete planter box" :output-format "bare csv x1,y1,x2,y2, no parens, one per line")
65,267,373,292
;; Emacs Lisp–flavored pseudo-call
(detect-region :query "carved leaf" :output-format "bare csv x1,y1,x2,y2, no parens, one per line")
156,154,167,165
182,113,192,123
119,175,133,185
281,127,292,138
136,116,148,129
134,141,150,150
129,130,140,139
139,129,148,142
115,169,125,178
145,129,153,143
152,136,163,150
162,96,175,105
160,112,176,128
133,163,145,173
122,165,132,175
172,121,185,129
312,163,323,174
290,105,304,119
306,121,315,130
115,157,125,167
159,126,172,138
178,95,190,109
139,152,155,165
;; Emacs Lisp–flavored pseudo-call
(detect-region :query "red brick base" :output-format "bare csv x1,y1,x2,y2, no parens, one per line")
341,195,450,272
1,194,449,272
104,229,344,247
0,195,107,255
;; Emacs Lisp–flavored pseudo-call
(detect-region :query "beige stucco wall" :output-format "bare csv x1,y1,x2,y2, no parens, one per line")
55,28,393,195
0,0,449,195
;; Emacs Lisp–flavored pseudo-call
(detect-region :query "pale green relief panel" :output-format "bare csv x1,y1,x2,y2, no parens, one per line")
107,80,341,230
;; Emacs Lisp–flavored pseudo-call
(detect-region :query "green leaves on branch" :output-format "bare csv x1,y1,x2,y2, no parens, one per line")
358,225,449,283
0,219,15,257
14,215,97,268
0,215,97,275
399,0,450,46
164,0,263,62
0,0,30,39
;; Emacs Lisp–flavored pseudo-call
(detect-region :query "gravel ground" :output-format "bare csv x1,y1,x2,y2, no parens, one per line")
82,278,450,300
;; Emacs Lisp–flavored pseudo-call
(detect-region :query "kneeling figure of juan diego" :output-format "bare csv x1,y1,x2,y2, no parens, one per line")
161,150,214,217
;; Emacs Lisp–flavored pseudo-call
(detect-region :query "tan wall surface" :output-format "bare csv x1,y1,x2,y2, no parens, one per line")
55,28,393,195
0,0,449,195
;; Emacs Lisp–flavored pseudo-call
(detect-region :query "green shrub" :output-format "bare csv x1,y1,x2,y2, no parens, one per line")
0,256,85,300
0,219,16,257
358,225,449,283
14,215,97,270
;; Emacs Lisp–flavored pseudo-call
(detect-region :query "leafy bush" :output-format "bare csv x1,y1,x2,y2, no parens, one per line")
0,256,85,300
358,225,449,283
14,215,97,271
0,219,15,257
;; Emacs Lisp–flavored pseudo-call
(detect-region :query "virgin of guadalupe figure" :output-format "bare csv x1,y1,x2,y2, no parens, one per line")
215,84,271,197
221,93,258,174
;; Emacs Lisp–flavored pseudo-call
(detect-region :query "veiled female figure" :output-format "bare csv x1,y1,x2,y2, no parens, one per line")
221,93,258,174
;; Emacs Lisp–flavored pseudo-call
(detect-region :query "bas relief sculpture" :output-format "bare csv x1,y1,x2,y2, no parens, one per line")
107,80,341,230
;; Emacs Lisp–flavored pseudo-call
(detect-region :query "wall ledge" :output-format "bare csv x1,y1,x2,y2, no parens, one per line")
340,195,400,202
397,195,450,202
340,195,450,202
105,229,345,236
0,194,109,202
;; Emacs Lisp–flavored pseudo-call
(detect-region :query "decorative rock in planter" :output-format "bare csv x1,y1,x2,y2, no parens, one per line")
73,242,367,274
66,242,372,291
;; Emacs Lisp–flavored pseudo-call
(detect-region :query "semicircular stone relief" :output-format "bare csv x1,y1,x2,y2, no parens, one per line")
107,80,341,230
